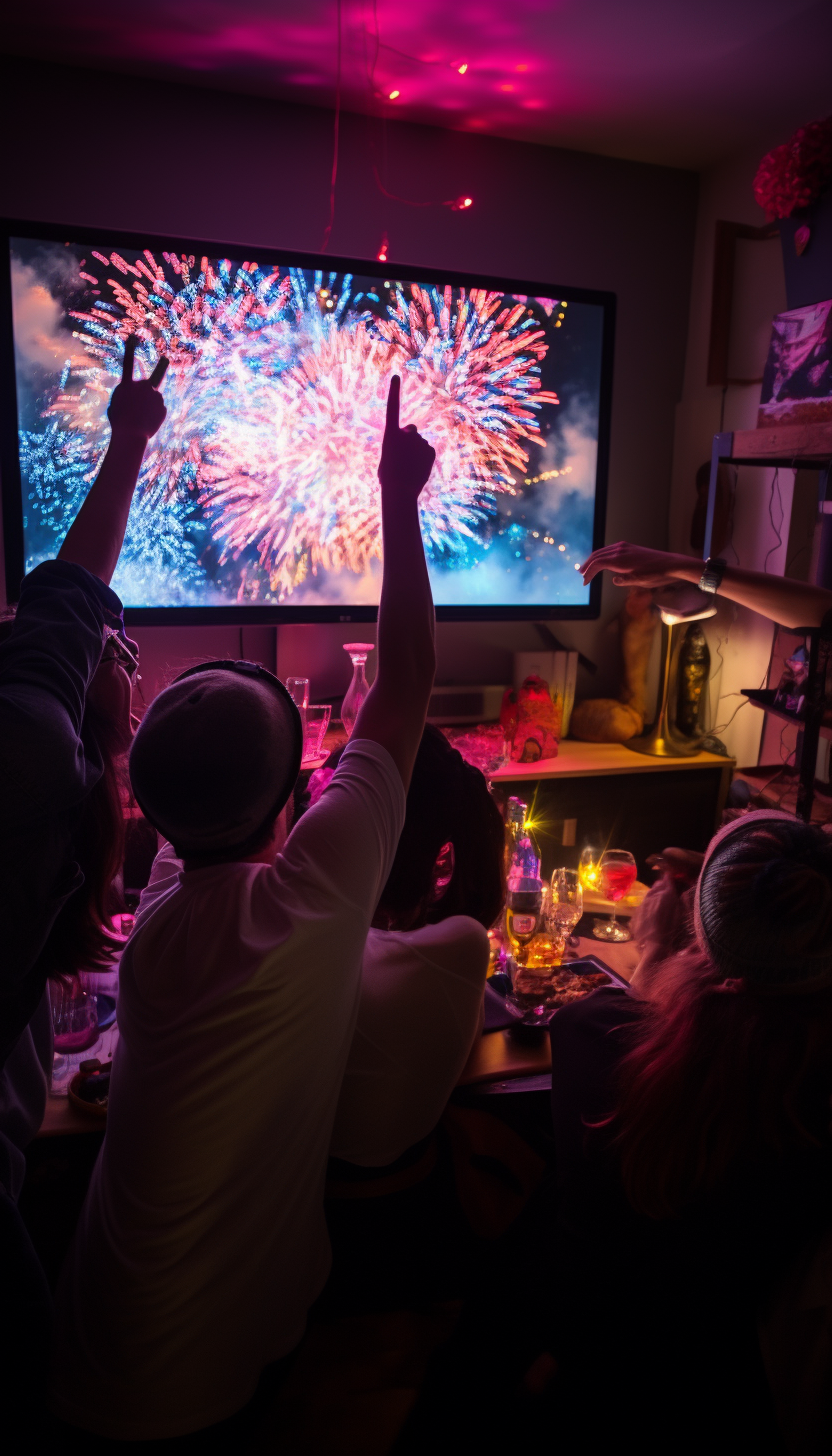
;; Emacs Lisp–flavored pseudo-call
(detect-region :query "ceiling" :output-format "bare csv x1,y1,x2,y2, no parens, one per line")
3,0,831,169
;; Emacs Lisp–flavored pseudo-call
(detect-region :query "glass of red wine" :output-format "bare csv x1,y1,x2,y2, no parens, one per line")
592,849,637,943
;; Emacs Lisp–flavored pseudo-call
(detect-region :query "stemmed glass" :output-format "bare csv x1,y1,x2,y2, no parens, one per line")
341,643,374,737
592,849,637,943
548,867,583,954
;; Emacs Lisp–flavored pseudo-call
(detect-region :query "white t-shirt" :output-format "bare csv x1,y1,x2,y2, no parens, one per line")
50,739,405,1441
329,917,489,1167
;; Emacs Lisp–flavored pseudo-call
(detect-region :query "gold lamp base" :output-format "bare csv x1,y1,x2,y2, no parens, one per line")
627,615,712,760
628,724,701,758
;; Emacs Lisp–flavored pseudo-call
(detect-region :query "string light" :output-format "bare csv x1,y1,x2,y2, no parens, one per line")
377,236,389,262
388,89,400,100
457,62,468,74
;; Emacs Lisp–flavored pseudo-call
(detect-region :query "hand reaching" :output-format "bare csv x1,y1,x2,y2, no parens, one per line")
378,375,435,502
580,541,689,589
107,336,169,442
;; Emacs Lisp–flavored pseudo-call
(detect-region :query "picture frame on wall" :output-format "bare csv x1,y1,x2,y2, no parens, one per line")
758,299,832,426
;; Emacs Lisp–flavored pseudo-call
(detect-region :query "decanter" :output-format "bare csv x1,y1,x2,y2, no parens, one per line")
341,643,374,737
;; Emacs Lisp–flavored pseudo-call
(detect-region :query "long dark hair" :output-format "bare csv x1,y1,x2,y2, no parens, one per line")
42,696,127,978
296,725,505,932
376,725,505,932
609,820,832,1219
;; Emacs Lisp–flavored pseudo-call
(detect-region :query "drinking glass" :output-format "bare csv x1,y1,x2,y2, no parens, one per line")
341,644,374,736
592,849,637,942
302,704,332,762
286,677,310,714
549,867,583,950
578,846,601,892
50,977,99,1054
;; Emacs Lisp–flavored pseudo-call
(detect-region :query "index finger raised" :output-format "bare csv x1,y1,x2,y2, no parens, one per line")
385,374,400,432
148,356,169,389
122,335,137,382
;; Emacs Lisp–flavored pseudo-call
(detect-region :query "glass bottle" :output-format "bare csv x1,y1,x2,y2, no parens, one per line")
505,832,544,967
504,796,527,876
341,643,374,737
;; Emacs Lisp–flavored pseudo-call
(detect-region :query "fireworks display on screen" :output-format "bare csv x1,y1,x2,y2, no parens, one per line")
10,237,605,609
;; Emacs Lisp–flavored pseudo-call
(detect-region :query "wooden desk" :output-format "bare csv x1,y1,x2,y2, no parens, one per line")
489,741,733,881
39,937,640,1132
457,935,640,1088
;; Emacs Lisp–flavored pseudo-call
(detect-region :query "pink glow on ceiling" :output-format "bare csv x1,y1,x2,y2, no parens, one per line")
2,0,831,168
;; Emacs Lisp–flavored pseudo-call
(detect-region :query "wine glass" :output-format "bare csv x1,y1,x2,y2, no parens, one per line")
592,849,637,943
341,643,374,737
549,867,583,953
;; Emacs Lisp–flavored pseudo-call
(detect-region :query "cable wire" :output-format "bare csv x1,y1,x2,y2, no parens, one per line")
321,0,342,253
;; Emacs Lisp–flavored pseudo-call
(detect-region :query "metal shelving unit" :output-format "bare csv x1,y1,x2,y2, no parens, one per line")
703,422,832,822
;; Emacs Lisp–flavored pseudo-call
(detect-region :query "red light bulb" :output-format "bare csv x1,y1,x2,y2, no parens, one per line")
377,236,389,262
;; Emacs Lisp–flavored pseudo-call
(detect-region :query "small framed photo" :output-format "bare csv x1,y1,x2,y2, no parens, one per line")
758,299,832,426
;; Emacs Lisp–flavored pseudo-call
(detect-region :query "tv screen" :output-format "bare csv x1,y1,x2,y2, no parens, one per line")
1,222,614,622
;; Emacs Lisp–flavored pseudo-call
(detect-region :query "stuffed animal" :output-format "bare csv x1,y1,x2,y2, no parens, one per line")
500,674,561,762
571,588,658,743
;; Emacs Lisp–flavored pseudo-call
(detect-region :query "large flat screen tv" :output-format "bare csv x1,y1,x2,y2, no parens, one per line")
0,221,614,623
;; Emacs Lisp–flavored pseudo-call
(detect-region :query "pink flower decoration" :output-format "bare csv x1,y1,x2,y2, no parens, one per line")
753,116,832,220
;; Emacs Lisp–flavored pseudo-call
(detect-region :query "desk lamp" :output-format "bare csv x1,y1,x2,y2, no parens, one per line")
628,584,717,758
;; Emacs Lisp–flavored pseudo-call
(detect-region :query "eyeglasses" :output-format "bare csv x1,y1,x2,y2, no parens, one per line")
101,629,140,683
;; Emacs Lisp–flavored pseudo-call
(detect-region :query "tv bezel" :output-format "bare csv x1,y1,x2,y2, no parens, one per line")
0,217,615,625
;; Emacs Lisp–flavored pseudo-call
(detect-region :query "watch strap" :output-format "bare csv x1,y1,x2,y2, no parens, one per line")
698,557,726,594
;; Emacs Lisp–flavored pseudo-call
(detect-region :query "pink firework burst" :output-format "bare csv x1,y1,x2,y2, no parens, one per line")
206,285,559,597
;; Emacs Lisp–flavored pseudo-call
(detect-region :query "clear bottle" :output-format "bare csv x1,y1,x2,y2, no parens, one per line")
341,643,374,737
505,831,544,965
504,796,528,876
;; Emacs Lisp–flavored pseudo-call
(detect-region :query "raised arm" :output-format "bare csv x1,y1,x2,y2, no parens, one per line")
57,337,168,586
580,542,832,631
351,375,436,790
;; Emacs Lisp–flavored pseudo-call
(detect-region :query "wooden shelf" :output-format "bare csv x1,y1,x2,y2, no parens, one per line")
721,421,832,466
488,739,732,782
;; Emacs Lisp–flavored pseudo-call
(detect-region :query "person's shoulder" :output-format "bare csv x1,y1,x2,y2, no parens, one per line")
334,736,402,784
308,736,407,826
388,916,490,981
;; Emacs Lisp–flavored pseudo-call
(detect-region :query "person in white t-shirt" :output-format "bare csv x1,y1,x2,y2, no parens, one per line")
50,376,437,1445
323,724,505,1168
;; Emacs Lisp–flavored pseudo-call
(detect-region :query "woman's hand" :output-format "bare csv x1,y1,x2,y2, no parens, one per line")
579,542,695,589
106,336,169,442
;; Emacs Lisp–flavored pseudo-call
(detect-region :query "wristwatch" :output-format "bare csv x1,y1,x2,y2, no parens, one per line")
698,557,726,594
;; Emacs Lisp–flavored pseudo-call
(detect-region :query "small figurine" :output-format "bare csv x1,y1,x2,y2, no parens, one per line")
500,674,561,762
774,643,810,716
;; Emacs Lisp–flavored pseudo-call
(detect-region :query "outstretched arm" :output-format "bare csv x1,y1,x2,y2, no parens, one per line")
351,375,436,790
580,542,832,631
57,337,168,586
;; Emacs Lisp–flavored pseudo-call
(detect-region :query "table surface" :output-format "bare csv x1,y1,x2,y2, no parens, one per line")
38,934,641,1136
488,740,731,782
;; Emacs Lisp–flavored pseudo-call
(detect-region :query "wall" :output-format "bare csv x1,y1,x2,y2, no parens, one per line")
667,139,792,767
0,56,698,705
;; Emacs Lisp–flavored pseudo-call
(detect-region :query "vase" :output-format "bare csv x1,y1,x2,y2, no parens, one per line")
341,643,374,737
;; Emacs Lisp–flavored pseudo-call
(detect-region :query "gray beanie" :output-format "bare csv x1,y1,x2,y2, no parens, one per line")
694,809,832,991
129,661,303,856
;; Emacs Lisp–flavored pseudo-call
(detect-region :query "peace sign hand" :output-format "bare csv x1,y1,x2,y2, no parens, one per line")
106,336,169,442
378,375,435,502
